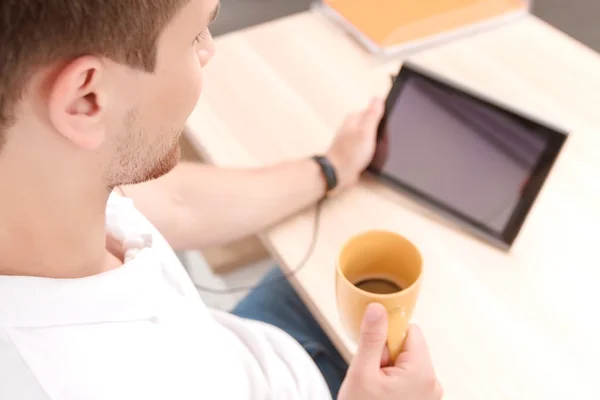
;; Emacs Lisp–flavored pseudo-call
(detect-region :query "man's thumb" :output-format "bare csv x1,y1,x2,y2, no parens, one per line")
353,303,389,371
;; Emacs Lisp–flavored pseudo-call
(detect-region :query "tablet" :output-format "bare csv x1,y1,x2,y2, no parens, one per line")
369,63,567,249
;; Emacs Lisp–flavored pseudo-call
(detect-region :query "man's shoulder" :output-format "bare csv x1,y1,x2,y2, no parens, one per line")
0,328,51,399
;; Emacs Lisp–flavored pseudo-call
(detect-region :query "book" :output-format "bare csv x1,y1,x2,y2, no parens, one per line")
316,0,531,56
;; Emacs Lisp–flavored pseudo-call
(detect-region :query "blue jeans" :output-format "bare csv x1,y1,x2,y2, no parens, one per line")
232,267,348,399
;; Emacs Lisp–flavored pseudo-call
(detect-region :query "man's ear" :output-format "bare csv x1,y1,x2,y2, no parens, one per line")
48,56,107,150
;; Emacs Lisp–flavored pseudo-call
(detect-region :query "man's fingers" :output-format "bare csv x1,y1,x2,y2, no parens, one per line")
395,325,434,369
359,97,385,133
380,344,391,367
344,112,362,127
353,303,389,371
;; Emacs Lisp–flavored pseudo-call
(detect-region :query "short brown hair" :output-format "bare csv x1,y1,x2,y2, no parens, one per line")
0,0,188,147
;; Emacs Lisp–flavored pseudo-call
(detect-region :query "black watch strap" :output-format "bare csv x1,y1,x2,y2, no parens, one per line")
312,155,338,194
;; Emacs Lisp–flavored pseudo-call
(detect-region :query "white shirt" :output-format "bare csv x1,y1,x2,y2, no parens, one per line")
0,194,331,400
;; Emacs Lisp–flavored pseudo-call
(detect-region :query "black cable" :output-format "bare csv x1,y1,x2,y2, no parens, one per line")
194,198,325,295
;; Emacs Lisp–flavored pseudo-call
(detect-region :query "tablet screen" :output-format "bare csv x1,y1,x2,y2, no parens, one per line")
370,64,567,247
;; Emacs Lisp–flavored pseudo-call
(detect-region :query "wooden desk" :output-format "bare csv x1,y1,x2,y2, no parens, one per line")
186,11,600,399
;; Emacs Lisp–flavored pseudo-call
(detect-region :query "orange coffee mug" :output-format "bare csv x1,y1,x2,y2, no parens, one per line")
336,230,423,362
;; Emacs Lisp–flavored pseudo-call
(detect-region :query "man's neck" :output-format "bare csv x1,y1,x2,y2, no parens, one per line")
0,179,116,279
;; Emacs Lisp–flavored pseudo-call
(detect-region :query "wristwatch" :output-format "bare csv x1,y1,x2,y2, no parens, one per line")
312,155,338,195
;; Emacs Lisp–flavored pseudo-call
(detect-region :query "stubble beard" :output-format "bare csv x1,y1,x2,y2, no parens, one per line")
106,110,183,188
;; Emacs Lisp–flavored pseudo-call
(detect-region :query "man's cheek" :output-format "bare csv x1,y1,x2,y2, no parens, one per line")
181,69,203,119
191,62,204,101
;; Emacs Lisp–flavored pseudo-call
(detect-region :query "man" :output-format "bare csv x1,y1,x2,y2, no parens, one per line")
0,0,442,399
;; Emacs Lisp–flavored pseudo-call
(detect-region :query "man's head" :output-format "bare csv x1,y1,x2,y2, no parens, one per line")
0,0,218,188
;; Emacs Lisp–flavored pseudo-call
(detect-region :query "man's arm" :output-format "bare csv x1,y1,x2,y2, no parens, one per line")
121,99,383,250
122,159,325,250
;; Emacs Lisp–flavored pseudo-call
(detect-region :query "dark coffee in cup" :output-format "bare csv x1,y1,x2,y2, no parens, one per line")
354,278,403,294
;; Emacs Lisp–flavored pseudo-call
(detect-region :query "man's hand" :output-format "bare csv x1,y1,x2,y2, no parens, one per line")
338,303,443,400
326,98,385,190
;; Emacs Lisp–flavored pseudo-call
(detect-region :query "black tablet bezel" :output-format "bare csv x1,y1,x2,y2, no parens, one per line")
368,63,568,249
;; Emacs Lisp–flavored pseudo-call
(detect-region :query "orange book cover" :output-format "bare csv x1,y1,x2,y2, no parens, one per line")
320,0,528,53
